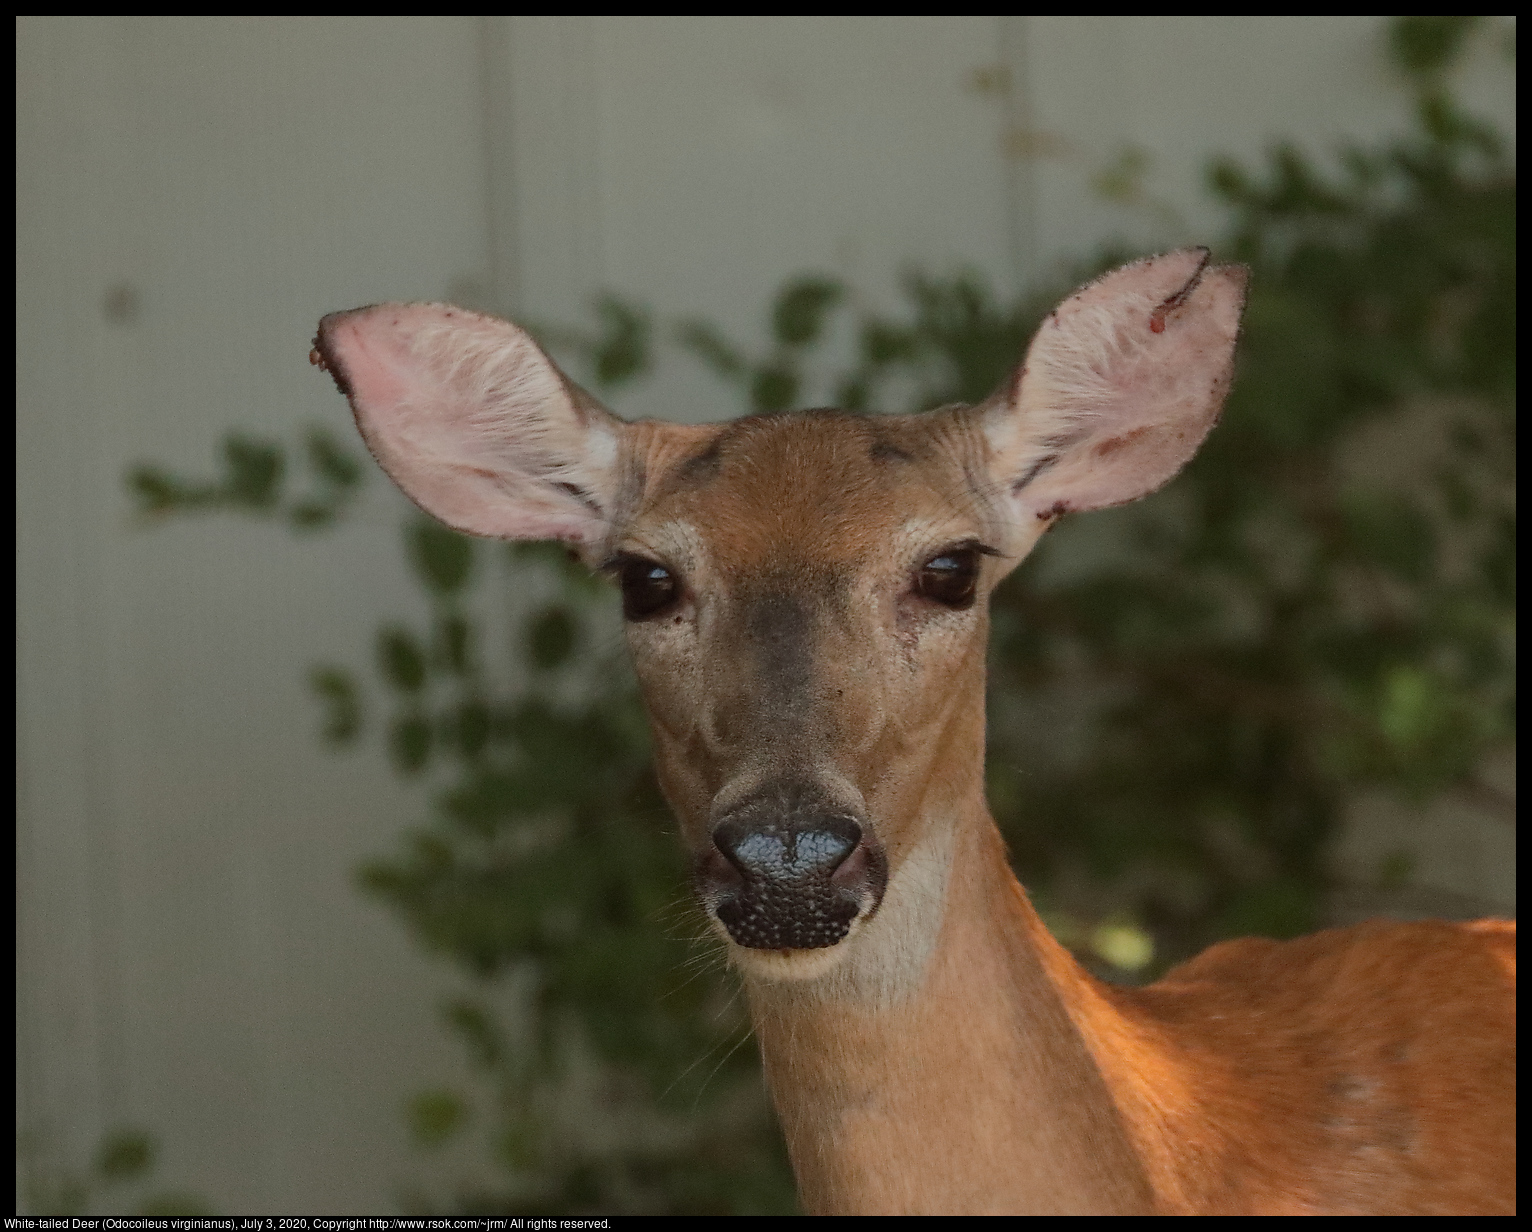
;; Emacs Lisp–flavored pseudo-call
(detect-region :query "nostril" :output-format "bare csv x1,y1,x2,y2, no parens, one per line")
791,828,858,876
722,828,786,878
703,802,884,951
714,815,861,882
829,839,873,887
697,844,743,891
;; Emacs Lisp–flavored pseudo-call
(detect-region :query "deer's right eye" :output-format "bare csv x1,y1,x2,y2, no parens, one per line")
915,546,981,609
618,556,681,620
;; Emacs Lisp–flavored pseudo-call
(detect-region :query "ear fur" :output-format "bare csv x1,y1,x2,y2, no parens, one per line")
981,247,1248,526
311,302,625,546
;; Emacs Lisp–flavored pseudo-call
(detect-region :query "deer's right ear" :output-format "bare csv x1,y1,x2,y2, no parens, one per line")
312,303,626,547
977,248,1247,537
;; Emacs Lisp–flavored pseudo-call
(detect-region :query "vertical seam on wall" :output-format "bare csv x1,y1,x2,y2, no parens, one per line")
80,272,126,1153
15,666,41,1204
998,15,1039,299
566,15,607,297
479,15,521,318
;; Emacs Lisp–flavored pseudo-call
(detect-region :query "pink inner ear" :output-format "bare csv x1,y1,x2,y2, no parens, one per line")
990,251,1247,520
326,313,417,416
314,302,620,545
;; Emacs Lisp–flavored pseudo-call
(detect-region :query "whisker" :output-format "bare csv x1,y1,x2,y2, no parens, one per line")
659,1003,747,1103
708,976,744,1024
691,1023,757,1111
658,959,722,1002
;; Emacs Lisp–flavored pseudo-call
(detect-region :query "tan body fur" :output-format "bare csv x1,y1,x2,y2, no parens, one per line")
314,248,1516,1215
622,412,1517,1215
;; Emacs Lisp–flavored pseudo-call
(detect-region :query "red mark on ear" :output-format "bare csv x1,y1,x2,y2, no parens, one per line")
1093,425,1152,458
1149,310,1167,334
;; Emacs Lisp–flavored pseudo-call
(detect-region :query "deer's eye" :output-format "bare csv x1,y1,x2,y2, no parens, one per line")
915,547,980,609
618,556,681,620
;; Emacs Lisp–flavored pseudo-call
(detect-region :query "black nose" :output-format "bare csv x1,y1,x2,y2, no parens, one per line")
700,790,885,951
713,812,860,883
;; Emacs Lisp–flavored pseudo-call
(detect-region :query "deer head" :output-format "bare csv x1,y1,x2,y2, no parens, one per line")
312,247,1246,986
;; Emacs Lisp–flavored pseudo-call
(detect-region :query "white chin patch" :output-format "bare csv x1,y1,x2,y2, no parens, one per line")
726,936,859,983
732,817,957,1006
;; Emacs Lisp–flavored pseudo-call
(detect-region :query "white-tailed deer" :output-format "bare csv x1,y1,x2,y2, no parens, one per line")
312,249,1515,1214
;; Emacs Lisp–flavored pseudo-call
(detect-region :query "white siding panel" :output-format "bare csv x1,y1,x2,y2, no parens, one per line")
501,15,1015,423
18,15,493,1213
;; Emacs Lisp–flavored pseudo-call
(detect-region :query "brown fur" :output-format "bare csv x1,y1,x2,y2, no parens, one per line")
602,411,1518,1215
317,251,1515,1215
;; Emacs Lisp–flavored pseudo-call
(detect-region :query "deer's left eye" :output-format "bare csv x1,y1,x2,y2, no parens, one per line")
618,556,681,620
915,547,980,609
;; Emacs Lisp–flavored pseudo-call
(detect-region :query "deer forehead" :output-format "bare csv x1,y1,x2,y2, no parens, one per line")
621,411,986,577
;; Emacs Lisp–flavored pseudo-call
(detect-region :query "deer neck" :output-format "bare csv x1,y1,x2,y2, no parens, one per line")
741,739,1157,1214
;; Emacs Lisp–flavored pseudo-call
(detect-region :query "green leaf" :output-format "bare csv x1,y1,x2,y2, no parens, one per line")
1214,879,1319,941
434,613,473,675
589,295,653,389
406,1090,468,1148
127,467,217,515
443,999,503,1068
287,501,335,529
127,467,180,514
771,277,843,348
750,365,799,414
448,699,492,762
1480,514,1515,605
439,770,521,835
378,628,428,693
528,607,577,670
96,1129,155,1182
221,434,284,509
859,320,918,366
835,376,871,412
675,320,747,381
1376,665,1448,753
1341,492,1436,583
1388,16,1480,80
1089,920,1155,972
496,1120,542,1172
1206,156,1252,205
390,713,432,774
305,427,364,490
1090,144,1152,205
309,666,362,745
408,519,475,596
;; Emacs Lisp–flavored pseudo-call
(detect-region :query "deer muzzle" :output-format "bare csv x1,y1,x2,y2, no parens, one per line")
696,783,889,950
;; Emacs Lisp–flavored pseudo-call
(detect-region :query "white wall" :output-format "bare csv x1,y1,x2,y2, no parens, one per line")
16,15,1516,1214
17,15,495,1214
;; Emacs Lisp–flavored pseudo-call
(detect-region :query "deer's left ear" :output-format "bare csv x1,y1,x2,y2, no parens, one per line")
979,248,1248,527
